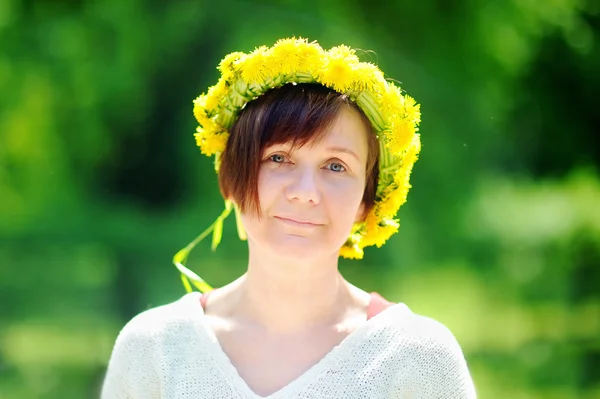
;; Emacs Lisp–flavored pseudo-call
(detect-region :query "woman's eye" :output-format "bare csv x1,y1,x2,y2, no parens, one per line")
269,154,286,163
327,162,346,172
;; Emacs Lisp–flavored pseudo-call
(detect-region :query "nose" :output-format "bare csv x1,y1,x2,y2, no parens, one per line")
285,166,321,204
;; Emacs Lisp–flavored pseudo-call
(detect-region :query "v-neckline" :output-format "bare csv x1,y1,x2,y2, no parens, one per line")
183,292,404,398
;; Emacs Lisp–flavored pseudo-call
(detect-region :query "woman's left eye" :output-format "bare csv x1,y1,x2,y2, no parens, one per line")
327,162,346,172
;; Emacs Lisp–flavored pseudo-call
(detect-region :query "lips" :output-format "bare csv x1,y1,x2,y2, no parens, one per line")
274,216,324,227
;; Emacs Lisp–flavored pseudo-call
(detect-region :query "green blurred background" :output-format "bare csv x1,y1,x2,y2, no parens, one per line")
1,0,599,398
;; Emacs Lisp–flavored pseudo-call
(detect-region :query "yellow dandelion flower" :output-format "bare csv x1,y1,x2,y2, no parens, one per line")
375,198,395,220
194,127,228,156
367,208,380,224
378,219,400,246
403,95,421,124
240,46,268,83
267,37,305,76
328,45,360,64
296,40,324,71
193,100,220,132
261,57,284,80
317,56,356,92
363,211,379,236
393,164,413,190
402,134,422,166
339,243,364,259
376,185,409,218
380,83,405,120
362,217,399,248
193,95,208,123
194,129,208,154
385,117,415,156
218,51,245,78
205,131,228,155
353,62,386,92
314,44,362,92
195,111,212,130
205,80,228,111
204,95,220,114
395,167,413,193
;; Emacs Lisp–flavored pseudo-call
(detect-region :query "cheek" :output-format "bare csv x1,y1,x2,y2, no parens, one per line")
256,170,279,207
326,179,365,215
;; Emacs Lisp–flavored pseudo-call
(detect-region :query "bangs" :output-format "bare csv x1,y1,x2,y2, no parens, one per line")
253,83,345,153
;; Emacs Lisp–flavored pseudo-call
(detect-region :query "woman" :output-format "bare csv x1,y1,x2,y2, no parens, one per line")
102,38,476,398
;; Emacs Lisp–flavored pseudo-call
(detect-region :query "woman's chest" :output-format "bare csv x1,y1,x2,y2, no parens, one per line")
214,325,350,397
157,318,402,398
159,333,400,399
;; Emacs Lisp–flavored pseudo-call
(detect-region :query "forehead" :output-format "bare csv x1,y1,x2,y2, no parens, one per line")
306,106,369,153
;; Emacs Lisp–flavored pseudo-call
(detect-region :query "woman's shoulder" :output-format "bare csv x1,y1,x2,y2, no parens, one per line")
114,292,202,341
380,303,476,397
398,305,459,341
375,301,465,354
101,293,204,397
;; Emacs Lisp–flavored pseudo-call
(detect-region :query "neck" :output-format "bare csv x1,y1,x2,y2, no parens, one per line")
220,251,361,333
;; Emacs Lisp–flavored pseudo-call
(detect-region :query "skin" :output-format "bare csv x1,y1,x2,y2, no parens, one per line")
203,106,373,396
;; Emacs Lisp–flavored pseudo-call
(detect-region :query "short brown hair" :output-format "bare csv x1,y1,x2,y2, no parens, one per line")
218,83,379,219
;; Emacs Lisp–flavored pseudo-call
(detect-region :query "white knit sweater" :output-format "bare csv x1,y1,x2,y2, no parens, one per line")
101,292,476,398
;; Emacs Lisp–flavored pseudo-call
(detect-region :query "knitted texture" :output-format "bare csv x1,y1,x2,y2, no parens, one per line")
101,293,476,398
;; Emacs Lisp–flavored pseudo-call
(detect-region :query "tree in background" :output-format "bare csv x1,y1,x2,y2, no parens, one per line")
0,1,598,398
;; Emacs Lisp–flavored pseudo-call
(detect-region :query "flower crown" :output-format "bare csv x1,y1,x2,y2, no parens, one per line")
174,38,421,293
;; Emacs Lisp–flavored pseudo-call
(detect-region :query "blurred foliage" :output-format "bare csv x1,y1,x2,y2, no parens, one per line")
1,0,599,398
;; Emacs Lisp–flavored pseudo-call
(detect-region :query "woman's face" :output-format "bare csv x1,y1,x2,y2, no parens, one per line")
241,106,369,261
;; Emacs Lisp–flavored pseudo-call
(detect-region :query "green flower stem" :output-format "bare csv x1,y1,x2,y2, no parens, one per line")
172,201,234,293
355,91,385,131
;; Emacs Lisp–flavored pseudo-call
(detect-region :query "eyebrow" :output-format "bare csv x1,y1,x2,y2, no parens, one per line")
326,146,361,161
267,144,361,162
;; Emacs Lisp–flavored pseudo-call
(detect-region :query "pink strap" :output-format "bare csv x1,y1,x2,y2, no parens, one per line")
367,292,394,320
200,291,212,310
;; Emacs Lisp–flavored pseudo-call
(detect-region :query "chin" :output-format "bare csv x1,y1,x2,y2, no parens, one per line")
266,234,336,261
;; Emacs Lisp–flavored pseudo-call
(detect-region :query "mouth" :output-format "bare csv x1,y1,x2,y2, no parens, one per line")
274,216,323,227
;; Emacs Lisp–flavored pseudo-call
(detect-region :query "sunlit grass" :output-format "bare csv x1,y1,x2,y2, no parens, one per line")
1,322,117,367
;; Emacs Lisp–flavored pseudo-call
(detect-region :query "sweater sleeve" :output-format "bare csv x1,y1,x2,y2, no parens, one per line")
417,328,476,398
394,316,477,399
101,318,161,399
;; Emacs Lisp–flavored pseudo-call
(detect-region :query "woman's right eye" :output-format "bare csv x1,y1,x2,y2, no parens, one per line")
269,154,286,163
